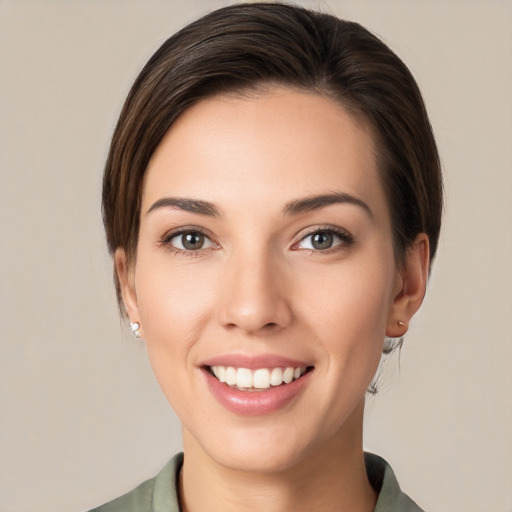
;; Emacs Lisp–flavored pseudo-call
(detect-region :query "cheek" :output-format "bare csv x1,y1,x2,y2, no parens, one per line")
295,253,396,390
300,257,394,337
132,254,218,390
135,251,216,331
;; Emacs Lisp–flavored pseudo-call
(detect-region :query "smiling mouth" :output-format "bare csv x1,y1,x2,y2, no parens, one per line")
207,365,313,391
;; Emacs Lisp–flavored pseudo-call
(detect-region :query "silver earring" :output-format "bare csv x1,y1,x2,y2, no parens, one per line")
130,322,141,339
397,320,406,327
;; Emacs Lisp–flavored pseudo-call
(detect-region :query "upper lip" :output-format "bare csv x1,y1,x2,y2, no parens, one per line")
200,354,312,370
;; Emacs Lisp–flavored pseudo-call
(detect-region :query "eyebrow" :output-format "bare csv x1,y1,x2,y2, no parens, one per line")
283,192,373,219
146,192,372,219
146,197,220,217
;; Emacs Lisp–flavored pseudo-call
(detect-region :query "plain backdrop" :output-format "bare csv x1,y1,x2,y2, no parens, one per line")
1,1,511,511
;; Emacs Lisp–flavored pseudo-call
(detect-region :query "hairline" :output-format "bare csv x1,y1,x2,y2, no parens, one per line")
122,81,402,270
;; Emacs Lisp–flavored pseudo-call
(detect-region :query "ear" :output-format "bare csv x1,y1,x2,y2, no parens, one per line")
386,233,430,338
115,248,142,333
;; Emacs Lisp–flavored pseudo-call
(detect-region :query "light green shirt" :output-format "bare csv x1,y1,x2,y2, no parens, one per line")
89,452,425,512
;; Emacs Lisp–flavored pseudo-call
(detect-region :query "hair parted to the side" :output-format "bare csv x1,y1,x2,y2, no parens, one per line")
102,2,443,316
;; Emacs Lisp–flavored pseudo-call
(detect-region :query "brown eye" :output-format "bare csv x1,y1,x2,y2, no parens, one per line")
182,232,205,250
169,231,213,251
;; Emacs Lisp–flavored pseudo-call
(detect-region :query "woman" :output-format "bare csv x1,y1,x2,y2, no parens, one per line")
92,2,442,511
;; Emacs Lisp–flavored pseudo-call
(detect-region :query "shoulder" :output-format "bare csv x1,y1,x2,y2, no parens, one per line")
87,453,183,512
87,477,155,512
365,452,426,512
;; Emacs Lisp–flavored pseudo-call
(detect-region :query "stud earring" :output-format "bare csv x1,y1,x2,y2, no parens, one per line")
397,320,406,327
130,321,141,339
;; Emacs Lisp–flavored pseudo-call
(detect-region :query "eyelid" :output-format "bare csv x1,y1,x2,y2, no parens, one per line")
172,232,214,251
158,226,219,253
292,225,354,251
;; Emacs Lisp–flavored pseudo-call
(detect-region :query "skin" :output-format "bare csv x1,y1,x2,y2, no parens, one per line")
116,87,429,512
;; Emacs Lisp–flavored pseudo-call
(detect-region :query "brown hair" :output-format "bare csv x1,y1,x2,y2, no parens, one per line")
103,2,442,313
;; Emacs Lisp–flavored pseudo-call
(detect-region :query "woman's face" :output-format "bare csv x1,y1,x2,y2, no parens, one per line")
118,87,409,473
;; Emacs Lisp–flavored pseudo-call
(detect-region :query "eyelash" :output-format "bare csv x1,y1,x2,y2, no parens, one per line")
158,227,217,257
158,226,354,256
292,226,355,254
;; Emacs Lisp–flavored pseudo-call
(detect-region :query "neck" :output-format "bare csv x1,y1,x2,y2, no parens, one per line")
179,401,377,512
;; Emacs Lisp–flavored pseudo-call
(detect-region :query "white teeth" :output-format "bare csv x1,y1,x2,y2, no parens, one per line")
210,365,306,389
253,369,270,389
225,366,237,386
217,366,226,383
237,368,253,388
283,367,294,384
270,367,283,386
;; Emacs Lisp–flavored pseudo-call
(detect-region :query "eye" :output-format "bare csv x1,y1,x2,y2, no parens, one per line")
295,228,353,252
166,230,215,252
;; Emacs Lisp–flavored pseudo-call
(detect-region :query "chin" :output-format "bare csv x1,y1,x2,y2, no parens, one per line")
211,442,309,474
189,420,324,475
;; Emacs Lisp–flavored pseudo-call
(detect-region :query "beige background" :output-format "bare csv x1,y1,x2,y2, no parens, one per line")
1,1,511,511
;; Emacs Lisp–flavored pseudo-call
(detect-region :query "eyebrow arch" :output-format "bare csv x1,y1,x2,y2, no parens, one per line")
146,197,220,217
283,192,373,219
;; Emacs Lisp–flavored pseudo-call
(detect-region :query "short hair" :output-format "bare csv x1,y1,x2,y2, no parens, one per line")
102,2,443,313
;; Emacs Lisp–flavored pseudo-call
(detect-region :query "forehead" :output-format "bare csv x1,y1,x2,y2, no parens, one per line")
143,87,387,220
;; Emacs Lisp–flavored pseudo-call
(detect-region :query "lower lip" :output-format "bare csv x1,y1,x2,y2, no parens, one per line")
203,368,312,416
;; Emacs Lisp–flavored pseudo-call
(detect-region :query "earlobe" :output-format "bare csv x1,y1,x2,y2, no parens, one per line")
386,233,430,338
114,248,141,326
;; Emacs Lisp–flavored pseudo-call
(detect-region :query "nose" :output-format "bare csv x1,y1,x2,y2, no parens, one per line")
217,249,293,335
